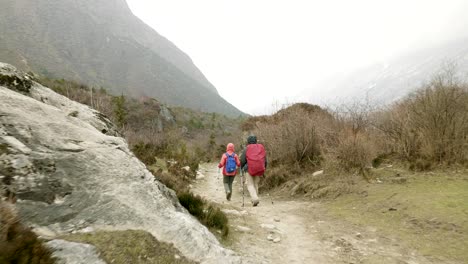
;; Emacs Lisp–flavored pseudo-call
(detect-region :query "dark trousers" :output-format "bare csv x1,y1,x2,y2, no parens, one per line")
223,175,235,194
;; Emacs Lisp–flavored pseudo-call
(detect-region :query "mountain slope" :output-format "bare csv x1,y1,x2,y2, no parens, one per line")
302,37,468,105
0,0,243,116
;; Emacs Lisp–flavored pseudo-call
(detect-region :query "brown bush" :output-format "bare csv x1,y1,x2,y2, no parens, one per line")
250,103,334,167
0,201,55,264
333,132,376,172
376,69,468,165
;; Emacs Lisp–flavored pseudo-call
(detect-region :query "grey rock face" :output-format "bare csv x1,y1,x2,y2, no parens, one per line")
0,63,240,263
46,240,106,264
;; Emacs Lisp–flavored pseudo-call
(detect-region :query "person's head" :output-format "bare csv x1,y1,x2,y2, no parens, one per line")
226,143,235,152
247,135,257,144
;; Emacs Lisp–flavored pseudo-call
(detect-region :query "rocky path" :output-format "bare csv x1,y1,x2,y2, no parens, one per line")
192,164,436,264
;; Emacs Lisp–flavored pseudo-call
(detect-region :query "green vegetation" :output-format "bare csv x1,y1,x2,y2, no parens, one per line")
0,201,55,264
326,167,468,263
112,95,127,128
62,230,195,264
178,193,229,238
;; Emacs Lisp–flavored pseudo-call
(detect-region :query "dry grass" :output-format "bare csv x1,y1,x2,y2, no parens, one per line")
375,69,468,166
0,201,55,264
62,230,196,264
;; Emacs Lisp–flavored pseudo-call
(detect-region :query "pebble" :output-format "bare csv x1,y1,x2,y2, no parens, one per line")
312,170,324,177
260,224,276,230
267,234,274,241
274,217,280,222
273,237,281,243
236,226,252,233
33,226,56,239
79,227,94,233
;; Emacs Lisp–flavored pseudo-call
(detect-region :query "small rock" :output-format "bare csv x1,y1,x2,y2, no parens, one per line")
274,217,280,222
260,224,276,230
174,254,181,260
196,173,205,180
312,170,324,177
222,209,242,216
33,226,56,239
267,234,274,241
182,166,190,172
273,237,281,243
355,232,362,239
79,227,94,233
236,226,252,233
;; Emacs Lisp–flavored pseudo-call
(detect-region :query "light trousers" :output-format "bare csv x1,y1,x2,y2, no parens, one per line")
245,172,261,203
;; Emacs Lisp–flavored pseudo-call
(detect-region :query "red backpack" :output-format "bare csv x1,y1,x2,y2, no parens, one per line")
246,144,266,176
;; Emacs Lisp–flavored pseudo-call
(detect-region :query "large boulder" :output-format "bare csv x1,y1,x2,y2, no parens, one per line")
0,62,240,263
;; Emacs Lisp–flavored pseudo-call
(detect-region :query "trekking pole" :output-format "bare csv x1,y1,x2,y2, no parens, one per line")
241,169,245,207
265,174,273,205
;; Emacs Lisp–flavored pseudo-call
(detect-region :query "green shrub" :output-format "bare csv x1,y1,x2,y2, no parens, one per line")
176,192,229,237
204,206,229,237
177,192,205,218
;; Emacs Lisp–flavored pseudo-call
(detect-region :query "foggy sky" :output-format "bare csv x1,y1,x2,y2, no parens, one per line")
126,0,468,115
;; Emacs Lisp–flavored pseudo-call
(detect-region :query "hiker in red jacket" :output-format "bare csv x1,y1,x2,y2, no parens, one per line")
240,135,267,206
218,143,241,201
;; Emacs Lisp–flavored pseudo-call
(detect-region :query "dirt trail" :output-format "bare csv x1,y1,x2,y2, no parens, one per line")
192,164,435,264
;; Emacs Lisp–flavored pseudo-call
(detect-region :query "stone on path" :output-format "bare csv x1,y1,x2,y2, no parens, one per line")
236,226,252,233
260,224,276,230
312,170,324,177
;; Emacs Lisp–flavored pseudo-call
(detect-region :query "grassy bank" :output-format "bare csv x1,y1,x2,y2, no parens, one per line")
63,230,195,264
326,167,468,263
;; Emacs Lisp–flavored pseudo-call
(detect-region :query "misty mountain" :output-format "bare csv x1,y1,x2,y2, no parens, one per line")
303,37,468,106
0,0,243,116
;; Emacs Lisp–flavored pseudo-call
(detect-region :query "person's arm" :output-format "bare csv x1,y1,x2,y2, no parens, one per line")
235,154,241,167
218,154,226,168
240,148,247,168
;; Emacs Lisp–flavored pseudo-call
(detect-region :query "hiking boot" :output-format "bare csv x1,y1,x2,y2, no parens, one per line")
227,192,232,201
253,200,259,207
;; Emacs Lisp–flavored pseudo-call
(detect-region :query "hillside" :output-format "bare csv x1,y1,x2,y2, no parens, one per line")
302,37,468,105
0,62,240,263
0,0,243,117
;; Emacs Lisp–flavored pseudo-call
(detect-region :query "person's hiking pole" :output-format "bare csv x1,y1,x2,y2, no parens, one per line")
241,169,245,207
265,174,274,205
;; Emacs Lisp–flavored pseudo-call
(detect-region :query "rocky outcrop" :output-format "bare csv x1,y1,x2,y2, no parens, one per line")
0,63,240,263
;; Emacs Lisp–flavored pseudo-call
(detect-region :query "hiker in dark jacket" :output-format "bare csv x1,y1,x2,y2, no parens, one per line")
218,143,241,201
240,135,267,206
